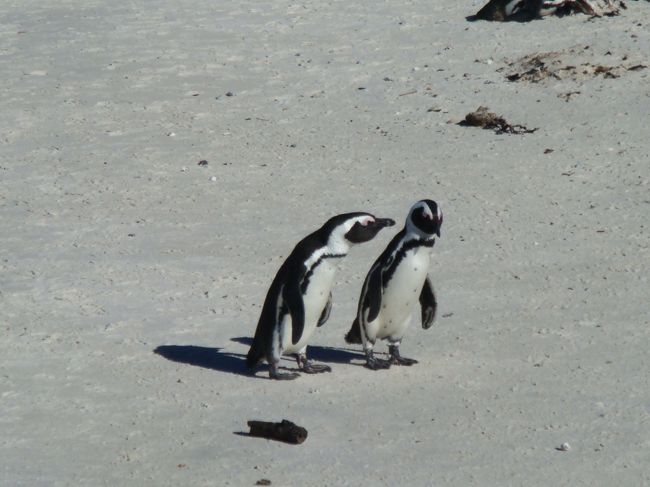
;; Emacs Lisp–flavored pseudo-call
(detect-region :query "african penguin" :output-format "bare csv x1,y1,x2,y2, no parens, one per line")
475,0,526,21
475,0,598,21
345,200,442,369
247,212,395,380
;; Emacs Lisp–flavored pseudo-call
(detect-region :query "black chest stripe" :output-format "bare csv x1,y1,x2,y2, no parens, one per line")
382,238,434,286
300,253,346,293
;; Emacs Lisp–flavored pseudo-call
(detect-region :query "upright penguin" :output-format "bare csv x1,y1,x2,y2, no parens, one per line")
345,200,443,369
247,212,395,380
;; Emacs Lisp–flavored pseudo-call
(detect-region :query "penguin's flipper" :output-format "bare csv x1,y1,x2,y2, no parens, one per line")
419,276,437,329
362,265,384,325
317,292,332,327
282,280,305,345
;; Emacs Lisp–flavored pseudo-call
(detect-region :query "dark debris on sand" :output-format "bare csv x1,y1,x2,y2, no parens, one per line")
502,50,647,83
459,106,538,135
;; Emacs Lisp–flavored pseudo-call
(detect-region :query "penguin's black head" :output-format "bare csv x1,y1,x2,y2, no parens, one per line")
344,214,396,244
321,212,395,249
408,199,442,237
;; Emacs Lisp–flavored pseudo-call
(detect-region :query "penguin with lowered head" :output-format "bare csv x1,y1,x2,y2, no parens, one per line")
247,212,395,380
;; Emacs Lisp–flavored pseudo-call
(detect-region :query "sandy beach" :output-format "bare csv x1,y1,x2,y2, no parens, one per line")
2,1,649,485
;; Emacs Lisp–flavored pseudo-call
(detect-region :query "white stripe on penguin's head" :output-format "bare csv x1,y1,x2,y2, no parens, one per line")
328,215,375,253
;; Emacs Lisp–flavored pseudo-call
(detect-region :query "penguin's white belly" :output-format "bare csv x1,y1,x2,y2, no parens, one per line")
282,260,337,354
373,249,430,340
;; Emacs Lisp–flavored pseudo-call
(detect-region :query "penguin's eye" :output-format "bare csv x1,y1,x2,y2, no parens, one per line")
359,217,373,227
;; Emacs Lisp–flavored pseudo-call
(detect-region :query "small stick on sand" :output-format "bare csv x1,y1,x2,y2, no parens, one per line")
398,89,418,97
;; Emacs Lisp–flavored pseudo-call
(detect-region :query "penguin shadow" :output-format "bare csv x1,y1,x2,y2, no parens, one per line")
154,339,367,380
153,345,252,377
230,336,365,365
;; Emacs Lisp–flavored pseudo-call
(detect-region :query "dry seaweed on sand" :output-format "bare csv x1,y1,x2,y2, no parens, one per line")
502,49,648,83
459,106,538,135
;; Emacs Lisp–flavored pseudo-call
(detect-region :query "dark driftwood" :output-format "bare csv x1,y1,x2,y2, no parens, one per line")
247,420,308,444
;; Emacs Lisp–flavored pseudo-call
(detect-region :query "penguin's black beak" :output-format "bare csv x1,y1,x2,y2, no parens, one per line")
435,213,443,238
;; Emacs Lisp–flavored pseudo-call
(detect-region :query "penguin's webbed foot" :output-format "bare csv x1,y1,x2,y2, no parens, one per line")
391,356,418,366
389,345,418,366
364,350,391,370
269,364,300,380
301,362,332,374
297,355,332,374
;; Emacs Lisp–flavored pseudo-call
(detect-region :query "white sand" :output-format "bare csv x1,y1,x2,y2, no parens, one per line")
2,1,649,485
